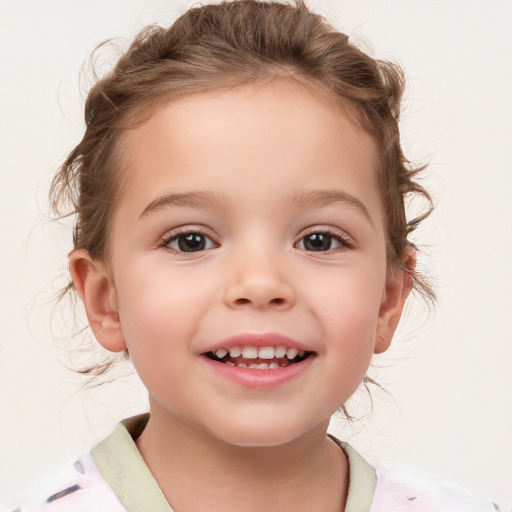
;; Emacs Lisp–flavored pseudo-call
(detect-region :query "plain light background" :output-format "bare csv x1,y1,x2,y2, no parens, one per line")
1,0,511,508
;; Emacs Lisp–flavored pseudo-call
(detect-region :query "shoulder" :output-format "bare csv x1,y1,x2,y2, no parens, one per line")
372,466,507,512
6,453,126,512
339,441,508,512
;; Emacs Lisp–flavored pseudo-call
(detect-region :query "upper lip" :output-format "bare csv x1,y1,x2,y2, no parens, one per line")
201,332,313,354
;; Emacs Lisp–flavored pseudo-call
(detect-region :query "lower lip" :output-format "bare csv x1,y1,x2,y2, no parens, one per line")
200,355,315,390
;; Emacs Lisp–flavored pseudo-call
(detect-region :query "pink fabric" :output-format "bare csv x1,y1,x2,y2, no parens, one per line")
372,467,503,512
9,452,507,511
16,454,125,512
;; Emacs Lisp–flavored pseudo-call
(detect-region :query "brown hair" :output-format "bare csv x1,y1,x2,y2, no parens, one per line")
52,0,434,364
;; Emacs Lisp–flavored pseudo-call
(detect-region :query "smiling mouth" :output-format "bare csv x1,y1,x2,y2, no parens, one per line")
204,345,313,369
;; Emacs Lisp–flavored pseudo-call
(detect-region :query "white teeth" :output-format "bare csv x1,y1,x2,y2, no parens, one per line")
229,346,242,357
215,345,308,363
258,346,275,359
215,348,228,358
286,348,298,359
242,346,258,359
274,345,287,358
231,361,280,370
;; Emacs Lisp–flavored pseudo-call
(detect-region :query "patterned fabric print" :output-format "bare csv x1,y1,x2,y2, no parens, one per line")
372,467,509,512
6,414,509,512
10,458,509,512
8,454,126,512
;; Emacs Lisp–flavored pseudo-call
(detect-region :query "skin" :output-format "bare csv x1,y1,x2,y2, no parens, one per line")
70,80,413,512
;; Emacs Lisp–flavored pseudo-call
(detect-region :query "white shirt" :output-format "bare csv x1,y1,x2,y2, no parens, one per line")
9,415,507,512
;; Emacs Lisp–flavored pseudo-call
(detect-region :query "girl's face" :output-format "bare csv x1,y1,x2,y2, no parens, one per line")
73,80,411,447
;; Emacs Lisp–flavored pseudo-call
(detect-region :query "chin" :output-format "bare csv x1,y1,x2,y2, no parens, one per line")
203,416,322,448
217,430,302,448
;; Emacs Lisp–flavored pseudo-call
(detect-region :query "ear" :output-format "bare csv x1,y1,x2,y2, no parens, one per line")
374,250,416,354
69,249,126,353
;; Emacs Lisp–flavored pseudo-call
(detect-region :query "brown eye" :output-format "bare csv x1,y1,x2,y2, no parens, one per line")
295,229,354,252
166,232,215,253
301,233,333,251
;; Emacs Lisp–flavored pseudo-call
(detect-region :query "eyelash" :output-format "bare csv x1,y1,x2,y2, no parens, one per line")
160,227,217,254
159,226,355,254
295,227,355,252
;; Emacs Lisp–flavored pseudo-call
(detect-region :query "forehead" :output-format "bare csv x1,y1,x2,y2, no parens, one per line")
116,80,382,221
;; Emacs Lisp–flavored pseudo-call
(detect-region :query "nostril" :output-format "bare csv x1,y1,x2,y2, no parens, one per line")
233,296,286,307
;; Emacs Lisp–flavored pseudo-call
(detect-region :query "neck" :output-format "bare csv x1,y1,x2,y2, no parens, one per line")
136,401,348,512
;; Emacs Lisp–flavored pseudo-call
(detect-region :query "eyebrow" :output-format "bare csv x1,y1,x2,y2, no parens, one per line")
139,189,372,224
139,191,228,219
287,190,373,225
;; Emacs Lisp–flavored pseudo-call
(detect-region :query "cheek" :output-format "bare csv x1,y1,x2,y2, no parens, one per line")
325,304,378,369
116,256,210,326
309,262,385,328
118,285,191,347
322,304,379,404
306,262,385,377
113,262,216,368
115,285,190,398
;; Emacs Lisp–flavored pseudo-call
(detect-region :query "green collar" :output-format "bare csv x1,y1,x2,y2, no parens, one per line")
91,414,376,512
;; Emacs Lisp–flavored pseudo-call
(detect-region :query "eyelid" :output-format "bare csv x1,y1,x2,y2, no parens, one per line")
159,225,219,252
295,225,356,250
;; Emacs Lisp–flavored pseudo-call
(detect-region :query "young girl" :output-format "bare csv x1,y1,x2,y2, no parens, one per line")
6,1,508,511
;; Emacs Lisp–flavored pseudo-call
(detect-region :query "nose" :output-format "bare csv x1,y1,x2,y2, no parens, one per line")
224,250,295,310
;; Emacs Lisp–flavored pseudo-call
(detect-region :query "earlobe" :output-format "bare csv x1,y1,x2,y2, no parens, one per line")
374,251,415,354
69,249,126,353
